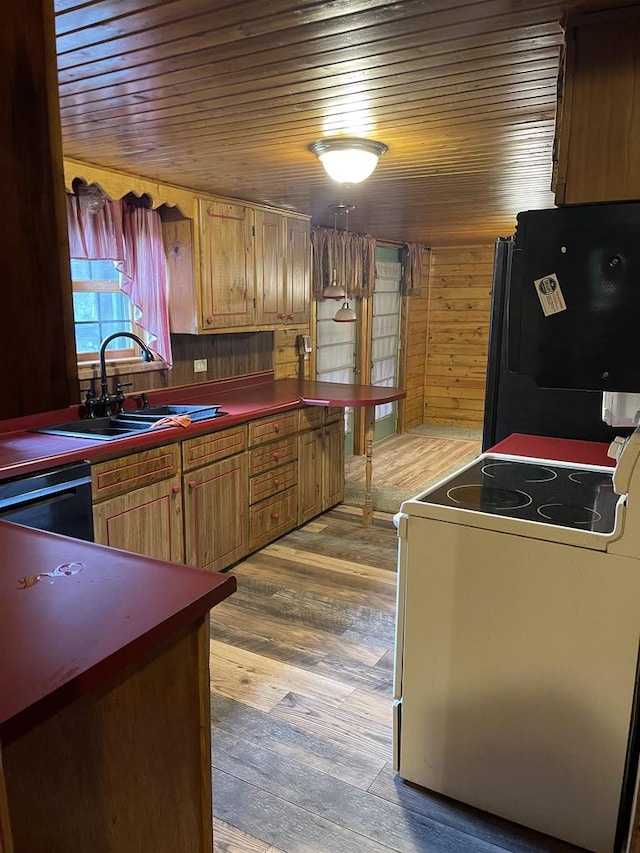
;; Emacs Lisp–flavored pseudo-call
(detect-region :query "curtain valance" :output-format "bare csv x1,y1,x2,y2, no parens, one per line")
311,227,376,299
401,242,427,297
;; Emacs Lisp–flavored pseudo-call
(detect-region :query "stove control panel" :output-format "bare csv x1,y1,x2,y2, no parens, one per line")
612,429,640,496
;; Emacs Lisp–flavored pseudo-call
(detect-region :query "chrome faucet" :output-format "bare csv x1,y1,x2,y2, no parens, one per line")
84,332,155,418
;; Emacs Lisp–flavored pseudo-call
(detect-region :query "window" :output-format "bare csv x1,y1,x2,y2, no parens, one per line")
70,259,139,361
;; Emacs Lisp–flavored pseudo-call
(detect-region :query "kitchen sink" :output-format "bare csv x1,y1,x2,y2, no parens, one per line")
34,416,152,441
115,403,223,422
34,404,226,441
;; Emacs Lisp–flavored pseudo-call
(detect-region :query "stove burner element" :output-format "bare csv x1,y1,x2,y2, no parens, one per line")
447,484,532,511
568,470,614,489
482,462,557,483
537,503,602,526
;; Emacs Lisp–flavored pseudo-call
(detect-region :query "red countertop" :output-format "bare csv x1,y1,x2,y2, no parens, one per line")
489,433,615,468
0,373,405,480
0,522,236,742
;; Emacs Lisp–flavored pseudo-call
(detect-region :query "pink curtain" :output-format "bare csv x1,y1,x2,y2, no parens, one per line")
66,194,125,260
120,206,172,366
66,192,173,366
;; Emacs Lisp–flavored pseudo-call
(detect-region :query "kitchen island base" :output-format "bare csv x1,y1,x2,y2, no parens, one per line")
2,617,212,853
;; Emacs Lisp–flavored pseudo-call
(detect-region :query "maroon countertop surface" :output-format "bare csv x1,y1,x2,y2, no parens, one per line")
0,374,405,480
0,373,402,740
0,522,236,742
489,433,615,467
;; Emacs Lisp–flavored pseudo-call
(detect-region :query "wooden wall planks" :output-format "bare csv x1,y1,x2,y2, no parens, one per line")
80,332,274,399
422,246,494,428
398,254,430,432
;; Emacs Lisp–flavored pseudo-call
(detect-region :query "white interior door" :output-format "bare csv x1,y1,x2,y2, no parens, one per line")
372,260,401,440
315,298,356,447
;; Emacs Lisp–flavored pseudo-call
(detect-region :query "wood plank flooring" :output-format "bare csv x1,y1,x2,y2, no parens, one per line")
210,507,585,853
344,433,481,491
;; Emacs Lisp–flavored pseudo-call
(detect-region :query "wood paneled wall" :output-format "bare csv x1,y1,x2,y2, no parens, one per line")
79,333,274,400
422,246,494,428
274,329,309,380
398,256,430,432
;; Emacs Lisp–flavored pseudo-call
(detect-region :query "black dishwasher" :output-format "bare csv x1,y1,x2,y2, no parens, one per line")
0,461,94,541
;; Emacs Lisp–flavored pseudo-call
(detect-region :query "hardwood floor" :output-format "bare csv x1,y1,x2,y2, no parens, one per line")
344,433,481,492
209,506,585,853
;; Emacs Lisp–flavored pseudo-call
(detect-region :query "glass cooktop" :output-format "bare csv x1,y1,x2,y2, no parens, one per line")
420,456,619,533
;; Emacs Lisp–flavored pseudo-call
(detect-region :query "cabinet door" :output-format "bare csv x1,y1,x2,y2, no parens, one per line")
93,476,184,562
255,209,285,325
198,200,255,329
323,419,345,511
298,428,322,524
183,454,248,572
554,15,640,204
286,217,310,324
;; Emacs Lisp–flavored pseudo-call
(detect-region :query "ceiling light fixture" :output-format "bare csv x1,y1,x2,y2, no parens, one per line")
309,137,388,184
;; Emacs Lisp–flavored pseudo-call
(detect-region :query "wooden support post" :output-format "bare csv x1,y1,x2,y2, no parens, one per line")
362,406,375,526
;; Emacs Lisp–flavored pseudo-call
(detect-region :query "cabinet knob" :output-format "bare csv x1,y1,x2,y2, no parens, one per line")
271,512,281,521
205,315,213,325
287,313,294,321
172,485,181,494
273,478,281,486
273,451,281,460
273,423,280,432
277,313,285,320
188,480,198,490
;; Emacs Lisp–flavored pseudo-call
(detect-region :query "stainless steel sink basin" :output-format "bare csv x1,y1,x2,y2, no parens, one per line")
116,403,223,422
34,404,226,441
34,416,152,441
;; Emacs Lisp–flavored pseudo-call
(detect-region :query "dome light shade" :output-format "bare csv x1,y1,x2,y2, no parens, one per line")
323,270,345,300
309,137,387,184
333,301,357,323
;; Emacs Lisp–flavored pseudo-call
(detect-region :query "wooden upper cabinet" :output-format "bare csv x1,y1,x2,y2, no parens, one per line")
198,200,255,329
255,212,310,327
287,216,311,325
255,210,286,325
553,11,640,205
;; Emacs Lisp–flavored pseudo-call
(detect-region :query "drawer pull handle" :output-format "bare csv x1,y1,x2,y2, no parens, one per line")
273,478,281,486
277,313,285,320
272,451,281,460
271,512,281,521
273,423,280,432
188,480,198,490
172,485,181,494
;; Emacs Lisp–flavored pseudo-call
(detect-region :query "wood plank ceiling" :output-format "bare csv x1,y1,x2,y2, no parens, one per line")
54,0,627,246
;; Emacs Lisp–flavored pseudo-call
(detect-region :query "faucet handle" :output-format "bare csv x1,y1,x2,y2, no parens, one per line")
81,388,97,419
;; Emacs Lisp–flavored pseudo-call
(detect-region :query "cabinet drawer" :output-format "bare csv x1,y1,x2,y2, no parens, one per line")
248,435,297,476
249,461,297,505
298,406,325,431
92,444,180,502
182,424,247,472
248,411,298,446
249,487,298,551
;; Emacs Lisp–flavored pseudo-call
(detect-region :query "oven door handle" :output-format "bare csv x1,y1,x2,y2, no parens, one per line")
0,476,91,513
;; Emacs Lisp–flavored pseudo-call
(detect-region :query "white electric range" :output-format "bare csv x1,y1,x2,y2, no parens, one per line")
393,429,640,853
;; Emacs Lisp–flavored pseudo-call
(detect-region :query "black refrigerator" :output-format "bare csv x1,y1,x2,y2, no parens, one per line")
482,235,628,451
